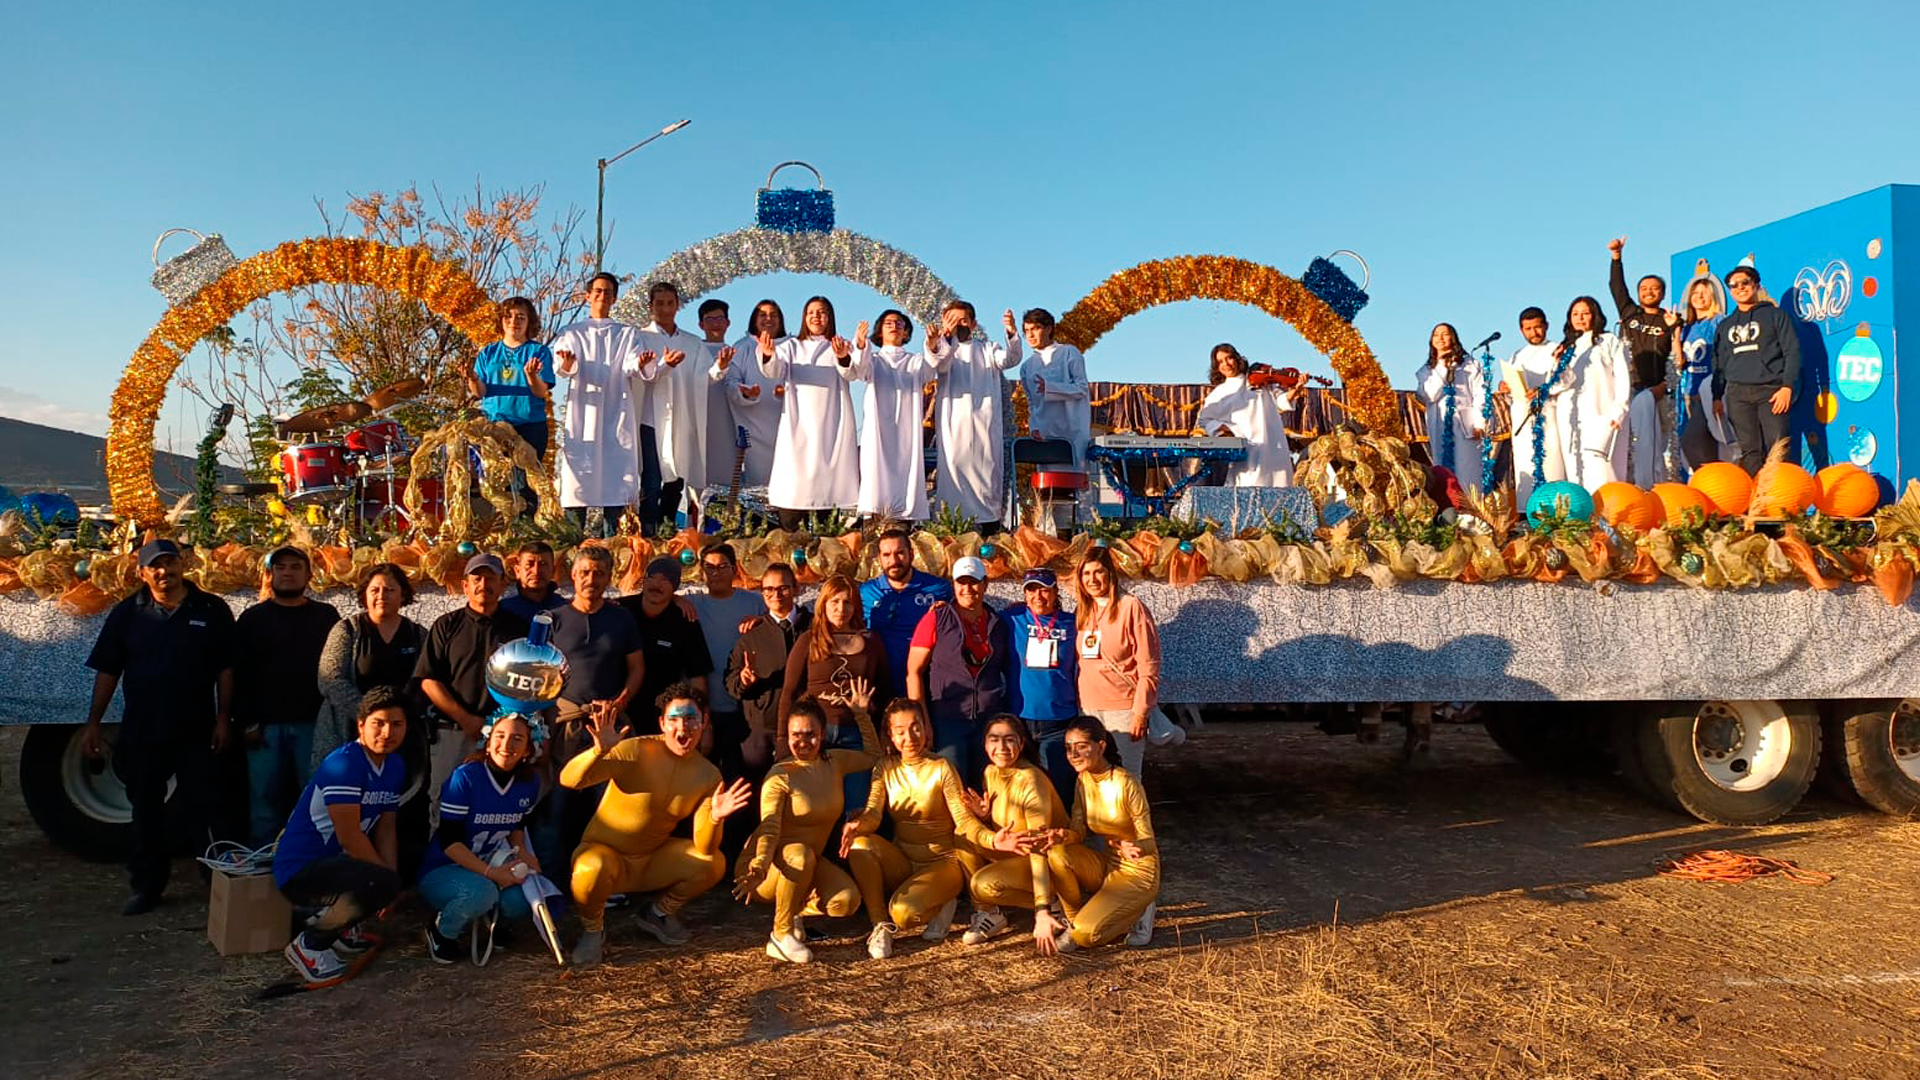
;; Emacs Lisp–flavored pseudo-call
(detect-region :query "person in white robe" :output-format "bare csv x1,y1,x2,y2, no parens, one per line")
1018,308,1091,471
1194,343,1298,486
926,301,1022,524
1412,323,1488,492
694,299,743,495
733,296,862,522
848,310,943,521
1547,297,1632,492
550,273,657,529
633,281,711,528
1500,307,1567,505
716,299,787,488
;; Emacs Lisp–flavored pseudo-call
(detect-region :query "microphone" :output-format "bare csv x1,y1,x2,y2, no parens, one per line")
1471,331,1501,352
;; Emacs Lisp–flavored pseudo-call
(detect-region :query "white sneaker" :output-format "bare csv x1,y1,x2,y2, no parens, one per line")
1126,901,1156,946
867,921,897,959
285,933,346,984
961,907,1008,945
922,897,959,941
766,931,813,964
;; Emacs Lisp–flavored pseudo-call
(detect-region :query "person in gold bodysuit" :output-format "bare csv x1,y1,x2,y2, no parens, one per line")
562,682,753,966
956,714,1101,952
839,698,1008,959
1031,715,1160,952
732,679,881,963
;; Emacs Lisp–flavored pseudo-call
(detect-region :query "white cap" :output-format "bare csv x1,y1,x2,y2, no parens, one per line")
950,556,988,582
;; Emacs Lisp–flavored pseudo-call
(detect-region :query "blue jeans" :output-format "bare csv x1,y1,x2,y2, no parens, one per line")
932,715,985,790
1027,719,1077,808
247,723,315,845
419,863,534,937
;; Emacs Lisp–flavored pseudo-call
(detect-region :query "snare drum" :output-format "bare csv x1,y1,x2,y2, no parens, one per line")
346,419,411,467
358,477,445,531
279,444,352,504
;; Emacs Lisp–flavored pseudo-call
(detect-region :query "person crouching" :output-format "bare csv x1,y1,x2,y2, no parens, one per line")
419,713,545,964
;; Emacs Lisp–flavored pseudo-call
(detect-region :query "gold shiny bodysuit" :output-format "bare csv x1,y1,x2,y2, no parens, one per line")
964,762,1101,913
735,709,879,936
847,753,993,930
1063,765,1159,946
562,735,724,932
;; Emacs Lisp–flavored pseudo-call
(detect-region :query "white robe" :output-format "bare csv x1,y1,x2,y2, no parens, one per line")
635,321,712,494
929,331,1021,521
716,334,785,487
1504,341,1567,505
700,340,743,492
1194,375,1296,486
1414,358,1488,492
1021,343,1092,471
549,318,654,508
849,343,943,519
760,336,860,510
1627,388,1668,488
1550,331,1632,492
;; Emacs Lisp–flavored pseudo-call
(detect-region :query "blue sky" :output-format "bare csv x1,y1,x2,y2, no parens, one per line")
3,0,1914,461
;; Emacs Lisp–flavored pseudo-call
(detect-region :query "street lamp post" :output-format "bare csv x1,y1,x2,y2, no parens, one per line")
595,119,691,272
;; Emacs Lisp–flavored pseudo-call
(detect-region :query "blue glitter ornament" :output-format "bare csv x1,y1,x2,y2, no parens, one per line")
485,613,569,712
1301,256,1370,322
678,548,696,566
1177,540,1195,554
457,540,478,557
1679,551,1704,576
1525,481,1594,526
73,558,90,580
755,162,834,233
978,542,996,559
791,548,807,567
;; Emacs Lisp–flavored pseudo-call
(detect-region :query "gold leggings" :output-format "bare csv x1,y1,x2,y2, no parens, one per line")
735,841,860,938
1070,853,1160,947
967,843,1103,913
571,838,726,932
847,835,964,931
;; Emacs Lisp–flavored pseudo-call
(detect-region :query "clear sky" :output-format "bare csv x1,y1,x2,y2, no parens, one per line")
3,0,1914,459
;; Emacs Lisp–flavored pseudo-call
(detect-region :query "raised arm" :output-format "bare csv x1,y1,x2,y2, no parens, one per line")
1607,238,1633,321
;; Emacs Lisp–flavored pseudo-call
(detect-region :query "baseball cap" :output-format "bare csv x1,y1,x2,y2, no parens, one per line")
950,556,988,582
136,539,182,566
464,553,506,576
645,556,683,584
266,544,310,568
1021,567,1057,589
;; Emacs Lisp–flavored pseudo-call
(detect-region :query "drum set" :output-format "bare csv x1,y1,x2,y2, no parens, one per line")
267,378,448,535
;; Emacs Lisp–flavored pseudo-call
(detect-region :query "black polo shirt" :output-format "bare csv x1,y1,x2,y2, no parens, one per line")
412,604,530,720
616,595,712,723
231,598,340,728
85,582,236,744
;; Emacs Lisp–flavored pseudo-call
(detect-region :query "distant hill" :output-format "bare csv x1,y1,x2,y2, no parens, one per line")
0,416,241,505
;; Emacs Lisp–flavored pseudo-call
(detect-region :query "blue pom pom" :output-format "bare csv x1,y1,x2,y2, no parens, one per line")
978,543,996,559
456,540,478,557
678,548,696,566
1177,540,1195,554
1302,257,1370,322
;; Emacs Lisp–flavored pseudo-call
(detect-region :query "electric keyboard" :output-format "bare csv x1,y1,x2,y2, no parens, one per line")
1092,435,1246,451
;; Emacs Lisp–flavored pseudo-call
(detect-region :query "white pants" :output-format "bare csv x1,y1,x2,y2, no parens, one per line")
1091,707,1148,779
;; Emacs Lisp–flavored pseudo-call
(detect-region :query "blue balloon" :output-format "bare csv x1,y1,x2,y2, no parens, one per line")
485,613,569,711
1525,481,1594,525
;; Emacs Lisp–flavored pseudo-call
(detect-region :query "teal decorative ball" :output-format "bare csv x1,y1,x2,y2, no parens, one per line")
1177,540,1195,555
456,541,478,557
678,548,696,566
1525,481,1595,526
73,559,91,580
792,548,807,567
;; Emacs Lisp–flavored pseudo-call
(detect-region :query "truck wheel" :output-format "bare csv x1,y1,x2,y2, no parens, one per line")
1639,700,1819,825
1834,700,1920,816
19,724,139,862
1483,703,1611,775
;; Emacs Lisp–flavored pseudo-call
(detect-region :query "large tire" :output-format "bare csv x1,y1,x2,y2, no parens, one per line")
1483,702,1613,776
20,724,137,862
1639,700,1820,825
1834,699,1920,816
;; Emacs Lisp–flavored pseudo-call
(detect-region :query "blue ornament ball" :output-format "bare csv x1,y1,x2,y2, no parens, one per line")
792,547,807,567
678,548,696,566
978,542,996,559
1525,481,1595,526
1177,540,1195,554
73,558,91,580
456,540,478,557
486,615,569,712
1092,537,1111,549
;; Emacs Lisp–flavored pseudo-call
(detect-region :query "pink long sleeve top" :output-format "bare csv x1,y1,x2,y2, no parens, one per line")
1074,593,1161,714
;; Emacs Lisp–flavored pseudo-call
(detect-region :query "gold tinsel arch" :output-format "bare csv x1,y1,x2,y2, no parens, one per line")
107,239,502,525
1054,255,1403,437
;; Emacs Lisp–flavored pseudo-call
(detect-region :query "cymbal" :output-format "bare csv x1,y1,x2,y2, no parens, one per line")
365,377,427,412
281,400,372,434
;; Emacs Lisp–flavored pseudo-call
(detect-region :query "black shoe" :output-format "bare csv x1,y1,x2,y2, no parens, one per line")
424,924,463,965
120,891,162,916
489,921,513,950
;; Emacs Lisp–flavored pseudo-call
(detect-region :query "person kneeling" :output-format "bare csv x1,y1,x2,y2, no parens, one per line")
272,686,408,984
419,713,545,964
1027,716,1160,954
563,682,753,966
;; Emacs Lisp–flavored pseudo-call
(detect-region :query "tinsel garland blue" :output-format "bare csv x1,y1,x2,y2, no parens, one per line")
1089,443,1247,516
1531,342,1578,483
1479,347,1499,485
1301,257,1369,322
1439,361,1458,473
755,187,835,233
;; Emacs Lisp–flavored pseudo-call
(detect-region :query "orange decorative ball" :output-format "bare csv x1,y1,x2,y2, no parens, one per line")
1650,482,1710,526
1750,461,1820,517
1816,463,1880,517
1594,481,1658,531
1689,462,1753,516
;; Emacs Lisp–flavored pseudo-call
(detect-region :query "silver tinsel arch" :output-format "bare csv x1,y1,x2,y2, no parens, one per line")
610,227,961,328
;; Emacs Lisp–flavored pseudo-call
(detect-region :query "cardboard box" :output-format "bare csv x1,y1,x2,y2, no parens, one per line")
207,868,293,956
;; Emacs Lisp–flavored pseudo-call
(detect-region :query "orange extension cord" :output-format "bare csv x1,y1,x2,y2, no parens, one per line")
1658,849,1835,885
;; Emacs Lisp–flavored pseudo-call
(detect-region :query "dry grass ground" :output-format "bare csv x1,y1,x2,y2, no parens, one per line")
5,721,1919,1079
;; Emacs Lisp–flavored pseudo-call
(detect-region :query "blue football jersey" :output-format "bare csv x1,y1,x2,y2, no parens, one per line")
421,761,540,874
273,743,405,887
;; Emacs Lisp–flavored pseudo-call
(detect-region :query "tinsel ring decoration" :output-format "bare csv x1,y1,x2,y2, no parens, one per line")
406,416,566,539
610,227,962,329
1054,255,1402,438
1301,428,1435,524
108,238,501,526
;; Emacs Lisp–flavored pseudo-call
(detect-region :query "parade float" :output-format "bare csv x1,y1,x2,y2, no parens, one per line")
4,176,1919,861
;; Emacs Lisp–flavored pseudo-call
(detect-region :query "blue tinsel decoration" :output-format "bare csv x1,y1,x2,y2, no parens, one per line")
1530,343,1578,486
1302,257,1369,322
1479,348,1499,485
755,188,835,233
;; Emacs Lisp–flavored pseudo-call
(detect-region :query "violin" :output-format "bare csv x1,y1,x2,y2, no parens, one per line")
1248,362,1333,391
